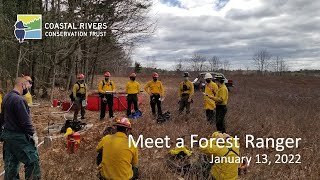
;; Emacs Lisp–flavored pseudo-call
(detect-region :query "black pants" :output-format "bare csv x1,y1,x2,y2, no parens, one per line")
150,94,162,115
216,105,227,133
179,94,190,114
74,95,86,119
100,94,114,119
127,94,138,116
206,109,216,124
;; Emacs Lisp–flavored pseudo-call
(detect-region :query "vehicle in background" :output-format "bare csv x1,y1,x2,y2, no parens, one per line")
192,72,234,91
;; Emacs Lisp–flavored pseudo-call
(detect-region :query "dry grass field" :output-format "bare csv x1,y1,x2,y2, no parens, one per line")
0,74,319,179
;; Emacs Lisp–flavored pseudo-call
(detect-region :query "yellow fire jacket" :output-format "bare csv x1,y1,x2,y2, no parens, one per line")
144,80,164,96
0,93,2,113
178,80,194,98
199,133,240,180
23,91,33,106
126,80,140,94
72,82,87,98
98,80,116,93
96,132,138,180
204,81,218,110
213,83,229,105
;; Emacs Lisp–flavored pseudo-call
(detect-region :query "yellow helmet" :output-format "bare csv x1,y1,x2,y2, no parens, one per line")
211,131,223,138
64,127,73,136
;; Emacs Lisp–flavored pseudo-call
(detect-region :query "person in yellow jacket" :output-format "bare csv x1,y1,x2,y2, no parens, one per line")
213,75,229,133
73,74,87,120
0,88,3,113
96,117,139,180
126,73,141,117
22,76,33,106
199,131,239,180
98,72,116,120
144,72,164,116
178,72,194,114
203,73,218,124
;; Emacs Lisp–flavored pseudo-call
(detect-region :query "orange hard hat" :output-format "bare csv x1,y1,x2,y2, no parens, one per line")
104,71,111,77
114,117,132,129
77,74,85,80
130,73,137,78
152,72,159,78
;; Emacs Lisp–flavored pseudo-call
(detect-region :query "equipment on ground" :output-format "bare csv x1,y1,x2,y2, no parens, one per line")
65,128,81,154
128,110,142,119
157,111,171,123
60,119,86,133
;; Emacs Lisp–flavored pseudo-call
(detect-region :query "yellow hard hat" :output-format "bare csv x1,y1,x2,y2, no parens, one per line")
211,131,223,138
64,127,73,136
169,147,192,157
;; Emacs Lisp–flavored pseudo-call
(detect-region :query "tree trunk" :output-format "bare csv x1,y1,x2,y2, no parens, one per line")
16,44,22,78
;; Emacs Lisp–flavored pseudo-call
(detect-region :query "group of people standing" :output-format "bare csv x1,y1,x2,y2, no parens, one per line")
72,71,229,133
0,71,230,180
178,72,229,133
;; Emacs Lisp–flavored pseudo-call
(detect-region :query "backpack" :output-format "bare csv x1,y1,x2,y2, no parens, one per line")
60,119,86,133
69,82,86,101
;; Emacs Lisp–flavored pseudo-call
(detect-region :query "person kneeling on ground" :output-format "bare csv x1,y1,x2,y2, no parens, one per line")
199,132,239,180
96,117,139,180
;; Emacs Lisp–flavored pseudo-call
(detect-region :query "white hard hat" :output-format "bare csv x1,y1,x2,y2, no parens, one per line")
204,73,213,79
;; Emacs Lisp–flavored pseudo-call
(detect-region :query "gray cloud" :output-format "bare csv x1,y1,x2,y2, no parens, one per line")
133,0,320,70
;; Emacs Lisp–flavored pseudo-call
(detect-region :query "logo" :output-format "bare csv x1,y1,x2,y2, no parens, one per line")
14,14,42,43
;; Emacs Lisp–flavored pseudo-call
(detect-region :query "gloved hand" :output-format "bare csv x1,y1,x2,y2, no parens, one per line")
32,133,39,147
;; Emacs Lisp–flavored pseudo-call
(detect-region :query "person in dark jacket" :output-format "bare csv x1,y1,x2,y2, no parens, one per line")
0,77,41,180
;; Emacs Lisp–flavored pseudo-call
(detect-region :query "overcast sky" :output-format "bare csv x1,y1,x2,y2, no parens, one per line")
131,0,320,70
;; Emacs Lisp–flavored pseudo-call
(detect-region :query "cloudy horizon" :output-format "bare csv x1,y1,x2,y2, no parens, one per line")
131,0,320,71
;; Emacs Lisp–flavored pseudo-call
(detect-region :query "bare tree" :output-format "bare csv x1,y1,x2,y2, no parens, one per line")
273,56,288,75
208,56,220,71
174,59,184,72
189,53,207,72
146,56,156,69
253,49,271,73
222,60,231,71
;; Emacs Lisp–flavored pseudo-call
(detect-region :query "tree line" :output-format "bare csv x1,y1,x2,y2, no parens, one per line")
173,50,288,75
0,0,154,99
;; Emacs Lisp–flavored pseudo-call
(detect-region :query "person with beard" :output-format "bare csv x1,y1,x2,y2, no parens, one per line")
125,73,141,117
98,71,116,120
144,72,164,116
0,77,40,180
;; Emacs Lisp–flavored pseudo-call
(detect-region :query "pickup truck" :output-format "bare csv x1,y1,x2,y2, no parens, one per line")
192,72,233,91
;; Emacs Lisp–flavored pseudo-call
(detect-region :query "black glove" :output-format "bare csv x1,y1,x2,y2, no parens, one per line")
131,167,139,180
